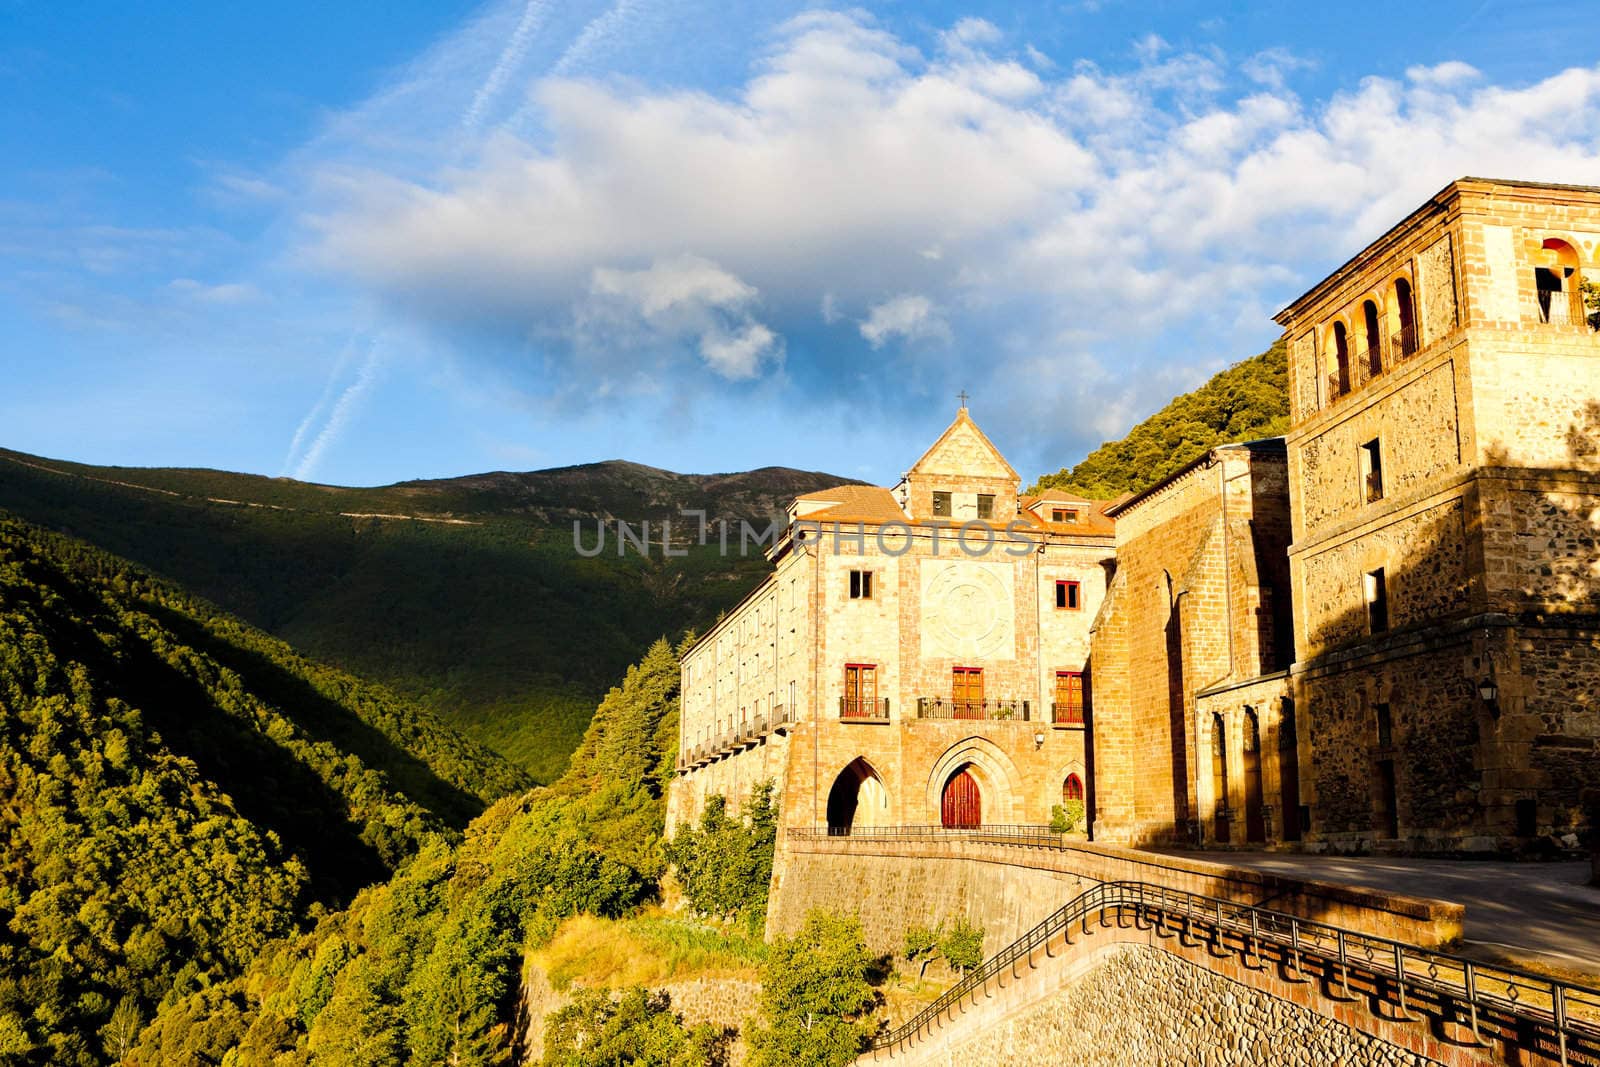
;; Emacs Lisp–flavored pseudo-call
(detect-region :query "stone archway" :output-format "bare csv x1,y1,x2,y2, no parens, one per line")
925,737,1023,825
826,757,888,834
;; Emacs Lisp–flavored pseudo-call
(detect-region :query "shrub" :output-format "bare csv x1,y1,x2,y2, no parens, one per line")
745,912,879,1067
938,915,985,976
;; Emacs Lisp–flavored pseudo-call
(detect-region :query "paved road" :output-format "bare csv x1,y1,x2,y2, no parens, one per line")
1157,850,1600,976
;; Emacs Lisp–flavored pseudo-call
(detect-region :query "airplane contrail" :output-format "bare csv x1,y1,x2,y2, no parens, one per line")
463,0,552,133
292,339,385,482
286,0,570,481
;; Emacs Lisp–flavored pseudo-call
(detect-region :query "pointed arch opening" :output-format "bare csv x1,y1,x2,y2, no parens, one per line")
1361,299,1383,378
1211,713,1230,843
827,757,888,835
1390,277,1417,357
1243,708,1266,844
941,764,982,828
1332,322,1351,396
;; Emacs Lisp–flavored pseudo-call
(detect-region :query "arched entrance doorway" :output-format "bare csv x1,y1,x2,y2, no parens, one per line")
1211,714,1230,843
941,765,981,828
827,758,887,835
1243,708,1265,844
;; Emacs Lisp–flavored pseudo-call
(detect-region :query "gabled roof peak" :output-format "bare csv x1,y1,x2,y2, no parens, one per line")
905,407,1020,482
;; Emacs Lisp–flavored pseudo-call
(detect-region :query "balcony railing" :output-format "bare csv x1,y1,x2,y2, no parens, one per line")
839,696,890,721
1051,701,1085,726
915,697,1032,721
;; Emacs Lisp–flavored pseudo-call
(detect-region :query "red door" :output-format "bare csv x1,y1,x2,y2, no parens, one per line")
941,768,981,828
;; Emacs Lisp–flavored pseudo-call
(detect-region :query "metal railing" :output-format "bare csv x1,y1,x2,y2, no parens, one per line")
1051,701,1085,726
870,878,1600,1063
840,697,890,721
915,697,1032,721
792,824,1067,845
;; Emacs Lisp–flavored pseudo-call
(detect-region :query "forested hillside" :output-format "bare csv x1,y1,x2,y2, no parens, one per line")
1030,340,1289,498
131,637,693,1064
0,452,852,781
0,515,531,1064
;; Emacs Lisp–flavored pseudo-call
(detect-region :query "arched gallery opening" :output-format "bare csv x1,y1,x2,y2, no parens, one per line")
826,757,888,834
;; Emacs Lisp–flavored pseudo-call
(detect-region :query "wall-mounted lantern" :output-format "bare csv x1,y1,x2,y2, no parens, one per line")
1033,730,1045,749
1478,675,1500,717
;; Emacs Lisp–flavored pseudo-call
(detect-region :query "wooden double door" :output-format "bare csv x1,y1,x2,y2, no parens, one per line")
941,767,981,828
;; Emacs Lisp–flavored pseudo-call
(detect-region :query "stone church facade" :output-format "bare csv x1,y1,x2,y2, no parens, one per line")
1089,177,1600,853
668,409,1116,836
671,177,1600,856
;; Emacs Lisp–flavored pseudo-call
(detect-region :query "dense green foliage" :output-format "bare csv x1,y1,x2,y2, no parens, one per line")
1030,340,1289,498
0,450,847,781
133,637,686,1064
745,912,880,1067
542,987,728,1067
1049,799,1086,833
666,782,779,933
938,916,985,976
0,515,533,1064
897,915,985,979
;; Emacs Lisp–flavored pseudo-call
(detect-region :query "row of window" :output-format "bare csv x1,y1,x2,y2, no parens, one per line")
846,568,1083,610
931,491,996,519
837,664,1086,722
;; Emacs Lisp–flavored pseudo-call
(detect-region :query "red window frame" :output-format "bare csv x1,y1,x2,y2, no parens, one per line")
1054,671,1084,725
1055,580,1081,610
1063,773,1084,802
843,663,878,718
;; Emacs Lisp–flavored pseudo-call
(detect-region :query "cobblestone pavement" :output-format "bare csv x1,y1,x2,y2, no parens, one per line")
1156,849,1600,976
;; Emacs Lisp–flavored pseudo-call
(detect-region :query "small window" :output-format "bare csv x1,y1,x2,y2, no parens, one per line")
1051,507,1080,523
1055,580,1081,610
932,491,952,517
1063,773,1084,802
976,494,995,520
1360,438,1384,503
849,570,874,600
1374,702,1392,748
1365,568,1388,634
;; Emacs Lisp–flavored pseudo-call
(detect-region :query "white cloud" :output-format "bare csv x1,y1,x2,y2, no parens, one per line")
701,321,779,379
585,255,780,379
860,293,950,348
591,255,756,318
1407,60,1481,87
284,6,1600,456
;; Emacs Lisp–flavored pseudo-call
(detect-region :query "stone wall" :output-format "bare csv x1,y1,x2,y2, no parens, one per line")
1278,179,1600,852
1090,442,1297,847
894,943,1450,1067
769,838,1461,954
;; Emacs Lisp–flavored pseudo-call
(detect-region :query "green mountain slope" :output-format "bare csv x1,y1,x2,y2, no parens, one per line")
133,637,689,1065
1029,340,1289,498
0,452,853,781
0,514,531,1064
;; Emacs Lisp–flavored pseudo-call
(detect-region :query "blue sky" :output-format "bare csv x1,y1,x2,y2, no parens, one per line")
5,1,1600,487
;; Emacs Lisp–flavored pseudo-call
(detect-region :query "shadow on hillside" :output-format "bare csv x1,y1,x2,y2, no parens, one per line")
146,603,487,826
110,629,393,906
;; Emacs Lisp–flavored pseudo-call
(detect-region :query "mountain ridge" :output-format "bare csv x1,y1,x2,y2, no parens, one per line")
0,448,857,780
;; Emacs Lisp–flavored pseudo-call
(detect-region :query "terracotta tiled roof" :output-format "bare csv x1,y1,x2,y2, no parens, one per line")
1017,491,1116,537
793,485,908,524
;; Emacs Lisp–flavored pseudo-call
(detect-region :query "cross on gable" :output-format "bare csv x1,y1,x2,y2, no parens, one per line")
957,389,970,409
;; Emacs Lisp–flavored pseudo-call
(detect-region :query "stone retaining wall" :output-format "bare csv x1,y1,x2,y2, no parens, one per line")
894,942,1449,1067
769,837,1462,956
